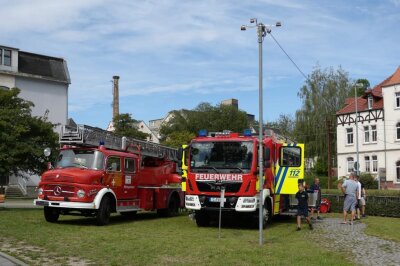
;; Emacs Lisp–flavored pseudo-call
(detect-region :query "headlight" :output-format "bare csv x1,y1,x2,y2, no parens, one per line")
77,189,86,198
37,188,43,196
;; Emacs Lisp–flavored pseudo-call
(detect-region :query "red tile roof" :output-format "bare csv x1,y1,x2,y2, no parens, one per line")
337,66,400,115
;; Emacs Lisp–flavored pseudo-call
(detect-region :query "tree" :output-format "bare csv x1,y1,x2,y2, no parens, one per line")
266,114,295,140
160,102,250,145
353,78,370,97
162,131,196,148
0,88,59,179
113,113,148,140
294,65,353,167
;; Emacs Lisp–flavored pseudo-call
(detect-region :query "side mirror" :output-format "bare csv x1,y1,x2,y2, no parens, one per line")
264,147,271,168
177,147,183,167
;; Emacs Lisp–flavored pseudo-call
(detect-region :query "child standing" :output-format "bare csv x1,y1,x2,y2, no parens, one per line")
296,183,313,231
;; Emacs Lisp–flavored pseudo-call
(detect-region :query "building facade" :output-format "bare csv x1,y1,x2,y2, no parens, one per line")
0,45,70,196
336,67,400,188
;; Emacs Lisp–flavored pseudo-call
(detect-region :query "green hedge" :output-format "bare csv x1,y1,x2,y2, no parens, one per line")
322,193,400,217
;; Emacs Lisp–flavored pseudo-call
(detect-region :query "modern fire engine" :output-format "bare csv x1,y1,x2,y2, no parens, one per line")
34,124,183,225
181,129,307,227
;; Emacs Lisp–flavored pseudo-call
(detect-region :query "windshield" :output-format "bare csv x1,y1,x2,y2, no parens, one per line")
56,149,105,170
190,141,253,173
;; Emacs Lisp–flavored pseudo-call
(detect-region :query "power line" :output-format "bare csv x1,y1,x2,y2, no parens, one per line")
269,32,308,80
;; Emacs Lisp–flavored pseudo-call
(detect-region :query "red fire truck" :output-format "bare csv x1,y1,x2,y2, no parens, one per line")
182,129,305,227
34,124,183,225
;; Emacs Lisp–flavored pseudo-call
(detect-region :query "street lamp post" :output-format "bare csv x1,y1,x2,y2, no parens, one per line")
241,18,281,246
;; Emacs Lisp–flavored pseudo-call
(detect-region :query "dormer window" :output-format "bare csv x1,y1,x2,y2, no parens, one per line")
367,95,373,109
0,48,12,66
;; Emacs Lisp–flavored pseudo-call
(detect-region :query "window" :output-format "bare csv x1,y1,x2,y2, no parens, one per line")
396,92,400,108
372,155,378,172
347,157,354,173
364,126,370,143
397,161,400,182
124,158,135,173
371,125,377,142
364,156,370,172
397,123,400,140
346,128,354,145
368,95,373,109
3,49,11,66
0,49,2,65
106,156,121,172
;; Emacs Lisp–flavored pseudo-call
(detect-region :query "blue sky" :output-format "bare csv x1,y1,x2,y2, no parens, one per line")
2,0,400,129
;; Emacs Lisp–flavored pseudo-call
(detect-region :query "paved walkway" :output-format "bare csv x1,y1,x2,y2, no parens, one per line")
311,218,400,266
0,251,28,266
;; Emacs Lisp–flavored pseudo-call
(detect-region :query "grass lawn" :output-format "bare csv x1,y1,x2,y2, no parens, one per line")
0,208,353,266
362,216,400,243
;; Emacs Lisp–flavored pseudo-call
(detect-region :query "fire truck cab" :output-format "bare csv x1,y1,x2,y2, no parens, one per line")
34,124,183,225
181,129,307,227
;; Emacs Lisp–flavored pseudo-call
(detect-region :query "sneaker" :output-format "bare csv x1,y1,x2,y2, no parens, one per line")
296,227,301,231
317,216,323,220
309,224,313,230
362,214,367,218
311,217,316,220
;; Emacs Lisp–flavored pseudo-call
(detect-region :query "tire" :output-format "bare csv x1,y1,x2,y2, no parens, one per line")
44,206,59,223
195,210,210,227
96,196,111,226
253,199,272,229
158,195,179,217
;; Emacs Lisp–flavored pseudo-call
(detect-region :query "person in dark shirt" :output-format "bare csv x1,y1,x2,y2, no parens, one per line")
295,183,313,231
310,177,322,220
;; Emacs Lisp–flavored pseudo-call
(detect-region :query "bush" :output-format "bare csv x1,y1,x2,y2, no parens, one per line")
359,173,378,189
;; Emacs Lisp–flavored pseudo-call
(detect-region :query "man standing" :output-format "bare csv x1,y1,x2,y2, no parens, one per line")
339,173,359,225
310,177,322,220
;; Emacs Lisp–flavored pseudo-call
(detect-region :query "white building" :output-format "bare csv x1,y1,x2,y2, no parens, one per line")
336,67,400,189
0,45,70,196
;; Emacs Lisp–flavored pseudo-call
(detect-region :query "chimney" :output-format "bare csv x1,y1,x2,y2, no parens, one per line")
112,75,120,120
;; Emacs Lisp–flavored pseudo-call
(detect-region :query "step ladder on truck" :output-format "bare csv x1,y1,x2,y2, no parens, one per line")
34,124,184,225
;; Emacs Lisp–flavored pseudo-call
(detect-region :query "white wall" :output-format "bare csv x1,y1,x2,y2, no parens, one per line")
0,73,15,88
15,76,68,132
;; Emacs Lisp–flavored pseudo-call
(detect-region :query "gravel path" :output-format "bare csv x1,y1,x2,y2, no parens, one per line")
310,218,400,266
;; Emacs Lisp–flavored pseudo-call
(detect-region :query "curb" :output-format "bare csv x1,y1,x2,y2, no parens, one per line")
0,251,29,266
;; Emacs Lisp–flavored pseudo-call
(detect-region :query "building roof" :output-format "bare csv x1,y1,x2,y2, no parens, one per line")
18,51,70,84
336,66,400,115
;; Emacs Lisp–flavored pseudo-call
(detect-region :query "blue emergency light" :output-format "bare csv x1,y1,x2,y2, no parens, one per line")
243,129,252,136
198,129,208,137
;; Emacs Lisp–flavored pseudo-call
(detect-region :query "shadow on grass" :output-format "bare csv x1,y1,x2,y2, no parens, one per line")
57,211,184,227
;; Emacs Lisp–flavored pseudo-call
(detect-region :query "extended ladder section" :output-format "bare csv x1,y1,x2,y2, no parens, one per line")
59,124,178,162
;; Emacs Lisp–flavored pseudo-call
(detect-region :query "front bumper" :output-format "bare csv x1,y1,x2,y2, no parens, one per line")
34,199,97,209
185,195,257,212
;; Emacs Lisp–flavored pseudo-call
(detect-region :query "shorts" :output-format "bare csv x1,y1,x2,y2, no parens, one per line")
358,197,366,206
343,195,357,212
297,207,308,217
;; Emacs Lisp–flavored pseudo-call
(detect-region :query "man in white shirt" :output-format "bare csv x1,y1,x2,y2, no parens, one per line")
339,173,359,225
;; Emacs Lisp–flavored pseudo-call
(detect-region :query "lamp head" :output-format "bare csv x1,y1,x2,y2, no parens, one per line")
240,25,246,31
276,21,282,27
250,18,257,24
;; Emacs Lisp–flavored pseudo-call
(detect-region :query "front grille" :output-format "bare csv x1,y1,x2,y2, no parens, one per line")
196,182,242,193
43,185,75,197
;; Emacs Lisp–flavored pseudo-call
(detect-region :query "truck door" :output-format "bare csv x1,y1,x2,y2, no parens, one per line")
105,156,123,196
274,143,304,195
121,157,138,200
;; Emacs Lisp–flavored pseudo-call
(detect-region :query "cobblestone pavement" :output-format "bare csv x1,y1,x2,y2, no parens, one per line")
310,218,400,266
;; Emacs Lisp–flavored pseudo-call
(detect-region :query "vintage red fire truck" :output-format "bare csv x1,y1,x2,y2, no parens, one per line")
34,124,183,225
181,129,306,227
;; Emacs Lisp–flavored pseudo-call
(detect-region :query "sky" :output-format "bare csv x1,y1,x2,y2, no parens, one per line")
1,0,400,129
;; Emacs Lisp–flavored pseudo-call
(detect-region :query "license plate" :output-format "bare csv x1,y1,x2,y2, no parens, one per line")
209,197,226,203
35,200,49,206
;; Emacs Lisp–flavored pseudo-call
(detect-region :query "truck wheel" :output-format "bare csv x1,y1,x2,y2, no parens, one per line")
96,196,111,226
157,195,179,217
44,206,59,223
195,211,210,227
253,200,272,229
